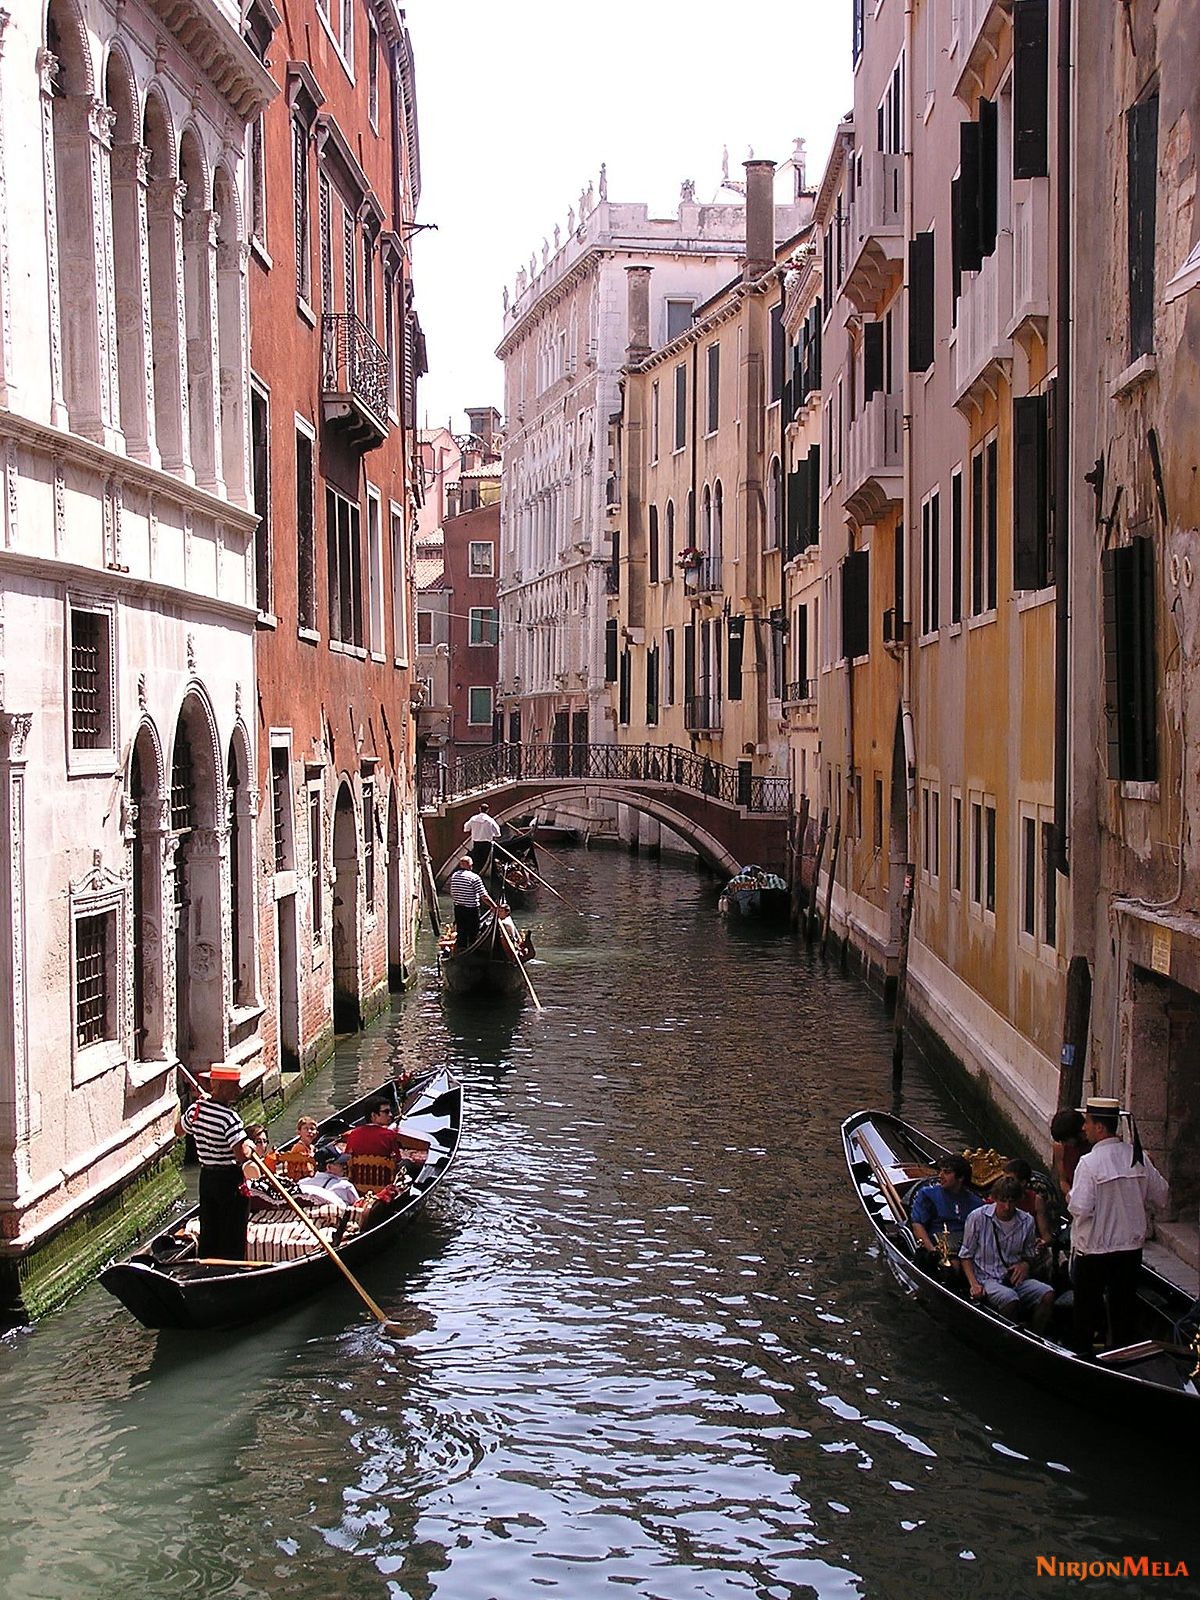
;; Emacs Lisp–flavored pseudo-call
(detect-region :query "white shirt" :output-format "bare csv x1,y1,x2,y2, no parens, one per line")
1069,1136,1169,1255
465,811,501,844
299,1172,359,1208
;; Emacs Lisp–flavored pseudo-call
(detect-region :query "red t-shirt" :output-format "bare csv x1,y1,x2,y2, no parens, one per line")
342,1124,402,1159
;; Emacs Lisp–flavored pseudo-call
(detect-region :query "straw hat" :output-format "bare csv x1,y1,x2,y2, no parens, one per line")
209,1065,243,1085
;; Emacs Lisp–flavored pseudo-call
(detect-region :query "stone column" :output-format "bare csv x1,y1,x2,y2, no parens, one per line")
0,12,15,408
147,175,192,480
36,47,67,430
216,235,250,508
111,143,157,466
0,711,33,1212
183,208,224,497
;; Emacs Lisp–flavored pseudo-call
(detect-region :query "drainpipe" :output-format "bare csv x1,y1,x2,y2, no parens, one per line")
1052,0,1071,878
901,0,916,817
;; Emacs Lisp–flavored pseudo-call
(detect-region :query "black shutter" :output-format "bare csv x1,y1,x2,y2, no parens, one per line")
863,321,885,401
727,614,745,701
978,99,998,258
1102,539,1158,781
684,622,696,703
1013,394,1049,590
959,122,983,272
605,617,618,683
950,177,963,313
908,232,935,372
618,649,631,726
986,438,998,611
951,470,963,624
1013,0,1050,178
1128,93,1159,359
808,445,820,544
811,301,822,389
648,505,659,583
841,549,870,661
789,460,809,558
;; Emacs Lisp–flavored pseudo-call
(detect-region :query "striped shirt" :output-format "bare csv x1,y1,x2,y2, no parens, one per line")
185,1099,248,1167
450,868,487,908
959,1204,1037,1282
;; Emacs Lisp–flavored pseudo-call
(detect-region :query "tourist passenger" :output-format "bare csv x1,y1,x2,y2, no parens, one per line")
449,855,497,948
959,1176,1055,1330
1051,1108,1089,1199
464,801,502,873
909,1154,983,1262
342,1099,429,1173
176,1065,256,1261
1002,1158,1055,1250
1070,1097,1169,1353
300,1149,359,1208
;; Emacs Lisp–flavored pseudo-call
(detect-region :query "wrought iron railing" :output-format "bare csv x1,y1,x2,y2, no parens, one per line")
419,742,789,814
683,694,722,734
785,678,815,703
692,554,722,594
321,312,390,430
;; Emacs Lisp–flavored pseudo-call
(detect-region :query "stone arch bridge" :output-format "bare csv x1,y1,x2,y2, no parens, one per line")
420,742,790,880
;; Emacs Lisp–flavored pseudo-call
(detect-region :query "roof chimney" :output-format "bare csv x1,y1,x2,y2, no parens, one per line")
625,265,652,362
743,159,776,281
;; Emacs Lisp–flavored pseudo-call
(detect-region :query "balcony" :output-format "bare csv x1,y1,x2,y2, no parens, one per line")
845,392,902,523
1007,180,1050,342
321,313,390,450
952,229,1013,411
844,152,904,314
684,692,722,734
682,553,723,597
954,0,1013,105
784,678,815,705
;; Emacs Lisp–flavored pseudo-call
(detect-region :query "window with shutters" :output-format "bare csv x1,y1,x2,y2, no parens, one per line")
950,790,963,897
664,629,676,706
706,342,720,434
666,299,693,341
251,381,271,615
1102,537,1158,783
605,617,618,683
767,457,781,551
296,421,316,633
950,467,963,624
650,381,660,462
646,644,659,726
841,548,870,661
68,602,115,761
908,232,935,371
270,743,294,873
618,649,631,726
293,119,311,306
366,487,384,655
248,115,266,252
326,486,363,647
468,687,493,726
362,236,375,334
770,303,785,403
970,436,998,616
968,791,997,920
1013,0,1050,178
469,608,499,647
1013,391,1052,591
1127,91,1159,360
1020,809,1037,941
921,488,941,636
921,782,940,884
852,0,864,65
342,207,355,318
649,505,659,582
362,777,375,908
663,499,675,580
673,363,687,451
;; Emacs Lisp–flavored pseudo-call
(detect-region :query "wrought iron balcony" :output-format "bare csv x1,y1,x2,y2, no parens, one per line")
321,313,390,450
784,678,816,705
684,692,722,734
682,553,723,596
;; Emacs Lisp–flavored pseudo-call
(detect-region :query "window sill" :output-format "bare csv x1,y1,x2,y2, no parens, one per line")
73,1039,125,1088
1015,585,1055,612
370,650,386,663
967,609,997,630
273,870,298,900
298,626,321,644
250,237,272,272
918,628,940,647
947,620,963,637
256,611,277,629
228,1001,267,1030
1120,780,1160,803
394,655,409,669
297,298,317,329
67,751,120,780
126,1055,172,1091
1111,352,1157,400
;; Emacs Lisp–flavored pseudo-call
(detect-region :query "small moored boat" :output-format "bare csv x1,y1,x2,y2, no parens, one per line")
843,1109,1200,1424
100,1068,461,1331
718,865,790,921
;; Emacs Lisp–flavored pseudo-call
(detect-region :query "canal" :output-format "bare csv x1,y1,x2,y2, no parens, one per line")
0,850,1192,1599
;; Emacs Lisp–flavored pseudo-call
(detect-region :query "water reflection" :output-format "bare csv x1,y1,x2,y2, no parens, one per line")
0,851,1196,1599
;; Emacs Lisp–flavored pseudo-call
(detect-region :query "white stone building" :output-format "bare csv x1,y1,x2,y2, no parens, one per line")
0,0,274,1304
495,168,807,772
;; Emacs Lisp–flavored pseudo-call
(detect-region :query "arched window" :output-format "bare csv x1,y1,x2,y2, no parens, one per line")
143,92,186,474
226,730,256,1006
701,484,712,553
129,724,166,1062
104,48,149,458
179,130,217,490
171,693,224,1073
768,456,782,551
664,499,676,579
713,480,724,559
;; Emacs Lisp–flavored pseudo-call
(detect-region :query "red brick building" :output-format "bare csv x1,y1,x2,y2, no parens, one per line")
245,0,424,1075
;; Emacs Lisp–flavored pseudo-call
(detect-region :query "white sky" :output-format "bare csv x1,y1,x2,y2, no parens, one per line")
406,0,853,433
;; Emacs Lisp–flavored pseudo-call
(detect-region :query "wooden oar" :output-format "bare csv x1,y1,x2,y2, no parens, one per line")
177,1064,404,1336
494,917,544,1011
854,1130,909,1225
492,841,585,917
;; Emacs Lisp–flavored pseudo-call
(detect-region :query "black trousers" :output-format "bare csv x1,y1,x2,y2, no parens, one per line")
198,1164,249,1261
454,904,481,947
1073,1248,1142,1351
470,840,493,873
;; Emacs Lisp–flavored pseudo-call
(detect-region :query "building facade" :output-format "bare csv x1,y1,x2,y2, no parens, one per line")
0,0,274,1305
496,171,806,774
247,0,424,1072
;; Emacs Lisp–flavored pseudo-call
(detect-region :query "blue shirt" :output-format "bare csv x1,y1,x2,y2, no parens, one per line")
910,1181,983,1239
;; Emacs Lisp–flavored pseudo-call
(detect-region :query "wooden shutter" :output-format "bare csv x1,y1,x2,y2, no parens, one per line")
727,614,745,701
958,123,983,273
841,549,870,660
684,622,696,702
807,445,821,543
908,232,935,372
618,650,631,726
978,99,998,258
1013,0,1050,179
648,505,659,583
1102,542,1158,781
1128,93,1159,359
950,177,962,313
863,321,885,402
951,471,963,624
985,439,998,611
1013,394,1049,590
605,617,618,683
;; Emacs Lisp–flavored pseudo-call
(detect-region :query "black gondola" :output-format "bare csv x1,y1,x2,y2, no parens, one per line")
843,1109,1200,1424
438,914,533,999
99,1068,461,1331
492,857,537,909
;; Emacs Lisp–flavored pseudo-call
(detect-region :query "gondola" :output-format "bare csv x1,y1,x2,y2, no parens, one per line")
493,856,537,909
717,866,790,921
438,914,534,999
99,1067,462,1331
843,1109,1200,1423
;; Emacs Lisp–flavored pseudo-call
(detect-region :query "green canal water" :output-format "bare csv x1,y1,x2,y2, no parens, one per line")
0,850,1192,1599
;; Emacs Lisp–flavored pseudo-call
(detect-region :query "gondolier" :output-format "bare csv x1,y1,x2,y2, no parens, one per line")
464,802,501,872
449,854,498,947
1069,1096,1170,1353
177,1065,256,1262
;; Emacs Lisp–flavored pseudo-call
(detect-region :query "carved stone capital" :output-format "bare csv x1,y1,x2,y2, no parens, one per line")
0,709,32,763
35,46,58,99
190,826,228,855
183,208,219,251
148,176,187,218
112,142,151,187
88,97,117,146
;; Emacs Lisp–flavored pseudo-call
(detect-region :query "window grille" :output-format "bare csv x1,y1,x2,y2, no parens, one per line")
76,913,109,1047
362,781,375,907
70,610,106,749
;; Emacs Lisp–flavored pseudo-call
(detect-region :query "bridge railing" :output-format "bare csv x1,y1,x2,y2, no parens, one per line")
419,742,790,815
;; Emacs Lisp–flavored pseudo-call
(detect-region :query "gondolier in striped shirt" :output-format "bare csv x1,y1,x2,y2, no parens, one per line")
176,1065,256,1261
449,854,498,948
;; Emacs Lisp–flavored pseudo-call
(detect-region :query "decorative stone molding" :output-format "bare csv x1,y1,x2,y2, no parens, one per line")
3,441,16,550
0,710,32,763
